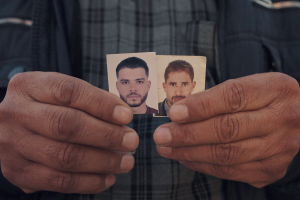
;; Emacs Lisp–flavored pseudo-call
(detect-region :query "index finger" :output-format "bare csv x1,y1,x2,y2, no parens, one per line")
8,72,132,125
168,72,298,123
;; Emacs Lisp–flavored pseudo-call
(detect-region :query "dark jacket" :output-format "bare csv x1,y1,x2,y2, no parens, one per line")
156,98,168,116
0,0,300,199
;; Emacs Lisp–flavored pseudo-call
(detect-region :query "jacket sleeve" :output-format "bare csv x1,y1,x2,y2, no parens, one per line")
0,0,34,195
218,1,300,199
0,0,82,196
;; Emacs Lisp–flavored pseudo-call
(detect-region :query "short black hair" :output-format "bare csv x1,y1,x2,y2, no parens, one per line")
116,57,149,78
164,60,194,82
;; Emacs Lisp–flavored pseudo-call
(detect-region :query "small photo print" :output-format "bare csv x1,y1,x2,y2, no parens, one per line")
107,52,159,115
155,55,206,117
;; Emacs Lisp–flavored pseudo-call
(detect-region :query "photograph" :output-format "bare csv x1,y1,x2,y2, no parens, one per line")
107,52,158,115
155,55,206,117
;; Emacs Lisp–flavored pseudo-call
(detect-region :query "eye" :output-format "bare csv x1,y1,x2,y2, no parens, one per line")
121,81,129,85
170,83,176,86
137,81,144,84
182,83,189,86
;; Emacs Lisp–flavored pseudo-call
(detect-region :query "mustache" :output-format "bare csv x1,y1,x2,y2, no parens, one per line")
127,92,141,98
172,96,186,100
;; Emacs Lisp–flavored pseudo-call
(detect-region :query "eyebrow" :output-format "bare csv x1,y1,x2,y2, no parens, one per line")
120,78,145,82
169,82,189,84
170,82,189,83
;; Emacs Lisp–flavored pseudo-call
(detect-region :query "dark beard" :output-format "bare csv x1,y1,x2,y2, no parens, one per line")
120,92,148,107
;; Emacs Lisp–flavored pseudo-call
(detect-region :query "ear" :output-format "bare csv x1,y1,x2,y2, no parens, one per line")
192,81,196,88
148,80,151,91
191,81,196,91
116,81,120,92
163,82,166,92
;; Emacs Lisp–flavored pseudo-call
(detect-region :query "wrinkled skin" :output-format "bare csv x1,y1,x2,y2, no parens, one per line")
0,71,299,194
154,72,300,188
0,72,138,194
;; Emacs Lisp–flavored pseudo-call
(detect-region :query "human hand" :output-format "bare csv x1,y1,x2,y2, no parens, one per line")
154,72,300,188
0,72,138,194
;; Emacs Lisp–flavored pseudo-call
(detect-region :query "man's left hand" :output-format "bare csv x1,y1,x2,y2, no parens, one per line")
154,72,300,188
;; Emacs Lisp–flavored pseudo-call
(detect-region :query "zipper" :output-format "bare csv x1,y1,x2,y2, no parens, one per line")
252,0,300,9
0,18,32,26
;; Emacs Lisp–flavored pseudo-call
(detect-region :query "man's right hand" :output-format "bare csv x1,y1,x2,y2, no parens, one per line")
0,72,138,194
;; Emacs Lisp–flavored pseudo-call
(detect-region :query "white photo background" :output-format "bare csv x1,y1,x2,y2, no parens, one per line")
107,52,159,110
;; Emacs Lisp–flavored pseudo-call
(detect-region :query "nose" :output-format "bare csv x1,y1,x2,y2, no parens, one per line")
129,82,137,91
175,85,183,95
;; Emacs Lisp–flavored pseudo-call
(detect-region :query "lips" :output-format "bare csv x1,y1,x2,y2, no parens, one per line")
174,97,184,101
172,96,186,102
127,95,140,98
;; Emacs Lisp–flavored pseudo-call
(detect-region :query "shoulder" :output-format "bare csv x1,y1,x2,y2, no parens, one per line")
158,101,164,107
146,106,158,114
156,99,167,116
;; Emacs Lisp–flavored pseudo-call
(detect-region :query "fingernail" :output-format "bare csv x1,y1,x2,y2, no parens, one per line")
121,154,134,171
153,127,172,145
127,150,136,155
169,105,189,121
105,174,116,188
157,146,172,155
113,106,132,124
122,132,138,151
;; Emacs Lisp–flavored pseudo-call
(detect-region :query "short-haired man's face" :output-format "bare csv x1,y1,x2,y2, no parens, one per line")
163,71,196,106
116,67,151,107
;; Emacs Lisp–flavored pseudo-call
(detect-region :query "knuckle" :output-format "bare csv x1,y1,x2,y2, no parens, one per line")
7,72,27,90
276,170,287,181
1,161,29,188
179,148,196,162
214,114,240,143
197,97,210,118
49,172,78,193
0,142,15,163
6,73,31,100
278,104,300,128
212,164,234,179
212,143,242,165
0,106,14,131
99,125,118,148
223,80,247,112
56,143,85,171
1,165,16,184
271,73,300,102
50,78,79,106
272,73,299,91
259,161,287,181
101,155,119,172
278,139,299,158
48,108,83,141
178,125,197,145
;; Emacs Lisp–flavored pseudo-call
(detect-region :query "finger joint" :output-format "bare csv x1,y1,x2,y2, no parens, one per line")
223,80,247,112
212,164,235,179
57,143,86,171
49,172,79,193
50,78,79,107
178,125,197,145
211,143,242,165
214,114,240,143
48,108,83,141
